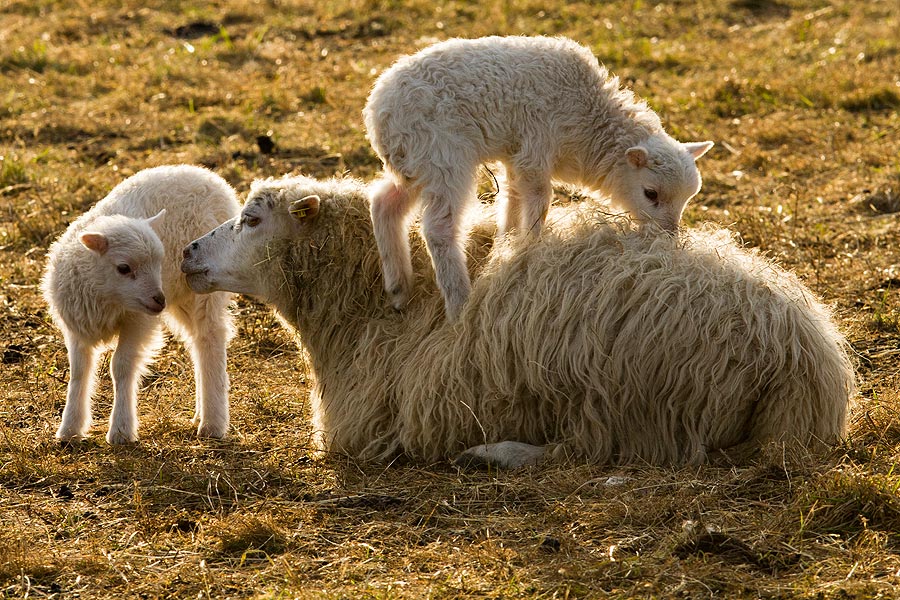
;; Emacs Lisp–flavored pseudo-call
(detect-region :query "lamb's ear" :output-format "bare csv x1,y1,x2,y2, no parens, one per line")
684,141,714,160
145,209,166,233
289,195,320,223
79,232,109,255
625,146,649,169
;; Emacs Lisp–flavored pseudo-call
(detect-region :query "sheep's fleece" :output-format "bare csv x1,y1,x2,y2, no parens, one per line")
183,175,854,466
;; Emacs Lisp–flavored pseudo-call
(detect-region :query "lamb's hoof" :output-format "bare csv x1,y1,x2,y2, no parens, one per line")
106,429,139,445
443,304,462,323
388,290,408,312
384,276,413,310
56,430,88,444
442,289,469,323
454,441,546,470
197,422,228,439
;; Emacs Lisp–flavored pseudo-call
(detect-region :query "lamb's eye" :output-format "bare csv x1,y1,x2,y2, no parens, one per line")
244,215,261,228
116,264,132,275
644,189,659,203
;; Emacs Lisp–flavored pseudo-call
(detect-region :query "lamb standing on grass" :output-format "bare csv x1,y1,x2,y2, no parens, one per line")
42,165,240,444
181,175,853,468
364,36,714,320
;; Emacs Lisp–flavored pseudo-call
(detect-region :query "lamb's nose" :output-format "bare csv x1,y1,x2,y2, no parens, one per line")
182,243,196,260
153,294,166,309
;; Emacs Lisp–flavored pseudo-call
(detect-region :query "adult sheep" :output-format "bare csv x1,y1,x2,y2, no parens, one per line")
43,165,239,444
181,175,853,468
364,35,713,320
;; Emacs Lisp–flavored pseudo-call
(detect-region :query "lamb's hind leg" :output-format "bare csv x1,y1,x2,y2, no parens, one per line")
107,316,163,444
370,177,417,311
420,173,477,322
180,292,234,439
56,335,100,441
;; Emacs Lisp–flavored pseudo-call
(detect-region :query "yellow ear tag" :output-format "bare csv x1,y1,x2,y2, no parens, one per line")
290,207,309,218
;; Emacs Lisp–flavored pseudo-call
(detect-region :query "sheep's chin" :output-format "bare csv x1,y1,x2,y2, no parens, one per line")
184,272,216,294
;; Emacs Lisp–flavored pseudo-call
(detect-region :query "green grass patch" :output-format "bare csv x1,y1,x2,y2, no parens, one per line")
0,156,29,188
0,39,49,73
711,80,781,117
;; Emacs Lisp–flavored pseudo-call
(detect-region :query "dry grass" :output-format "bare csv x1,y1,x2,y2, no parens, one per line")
1,0,900,597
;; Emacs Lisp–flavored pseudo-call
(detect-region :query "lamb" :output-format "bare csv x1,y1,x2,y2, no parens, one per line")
42,165,240,444
363,35,714,320
181,174,853,468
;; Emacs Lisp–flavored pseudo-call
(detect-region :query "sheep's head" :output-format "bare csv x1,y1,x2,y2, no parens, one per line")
606,133,713,233
79,210,167,315
181,178,321,299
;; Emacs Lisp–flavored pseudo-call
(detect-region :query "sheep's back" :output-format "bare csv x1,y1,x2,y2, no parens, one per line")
393,209,853,464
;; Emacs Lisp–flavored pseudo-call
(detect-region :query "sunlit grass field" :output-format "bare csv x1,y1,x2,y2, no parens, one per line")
1,0,899,597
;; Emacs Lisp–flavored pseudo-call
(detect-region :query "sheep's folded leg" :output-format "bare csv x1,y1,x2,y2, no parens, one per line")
453,441,547,470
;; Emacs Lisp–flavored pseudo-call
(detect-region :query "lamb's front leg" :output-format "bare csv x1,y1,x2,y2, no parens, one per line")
188,292,233,439
56,335,100,441
421,174,476,322
107,317,162,444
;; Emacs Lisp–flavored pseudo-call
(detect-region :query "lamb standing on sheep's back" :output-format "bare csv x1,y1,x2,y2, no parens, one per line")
43,165,240,444
363,35,714,320
181,175,853,468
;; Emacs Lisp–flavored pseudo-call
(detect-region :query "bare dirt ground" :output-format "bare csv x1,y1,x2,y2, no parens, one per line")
1,0,899,597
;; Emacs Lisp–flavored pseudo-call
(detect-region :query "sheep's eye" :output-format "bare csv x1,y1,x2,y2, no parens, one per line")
244,215,261,228
116,264,132,275
644,189,659,203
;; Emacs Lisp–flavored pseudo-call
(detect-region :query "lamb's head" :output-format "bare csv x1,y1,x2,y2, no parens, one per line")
607,133,713,232
79,210,167,315
181,177,321,299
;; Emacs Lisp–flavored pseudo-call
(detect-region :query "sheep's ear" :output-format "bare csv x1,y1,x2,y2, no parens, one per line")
684,141,714,160
289,195,320,223
625,146,649,168
145,209,166,233
80,232,109,255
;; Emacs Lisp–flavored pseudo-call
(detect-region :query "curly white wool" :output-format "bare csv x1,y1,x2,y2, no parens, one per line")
363,36,713,320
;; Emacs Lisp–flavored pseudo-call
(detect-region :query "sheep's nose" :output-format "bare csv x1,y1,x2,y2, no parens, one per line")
153,294,166,309
182,243,197,260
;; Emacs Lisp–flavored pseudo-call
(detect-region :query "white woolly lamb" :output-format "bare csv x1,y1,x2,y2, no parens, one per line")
363,35,714,320
181,175,853,468
42,165,240,444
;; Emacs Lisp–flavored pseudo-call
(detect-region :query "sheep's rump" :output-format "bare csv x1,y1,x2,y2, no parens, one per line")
337,207,854,465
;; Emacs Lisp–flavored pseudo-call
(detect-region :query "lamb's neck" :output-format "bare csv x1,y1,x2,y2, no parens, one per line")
578,119,652,191
574,88,662,190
